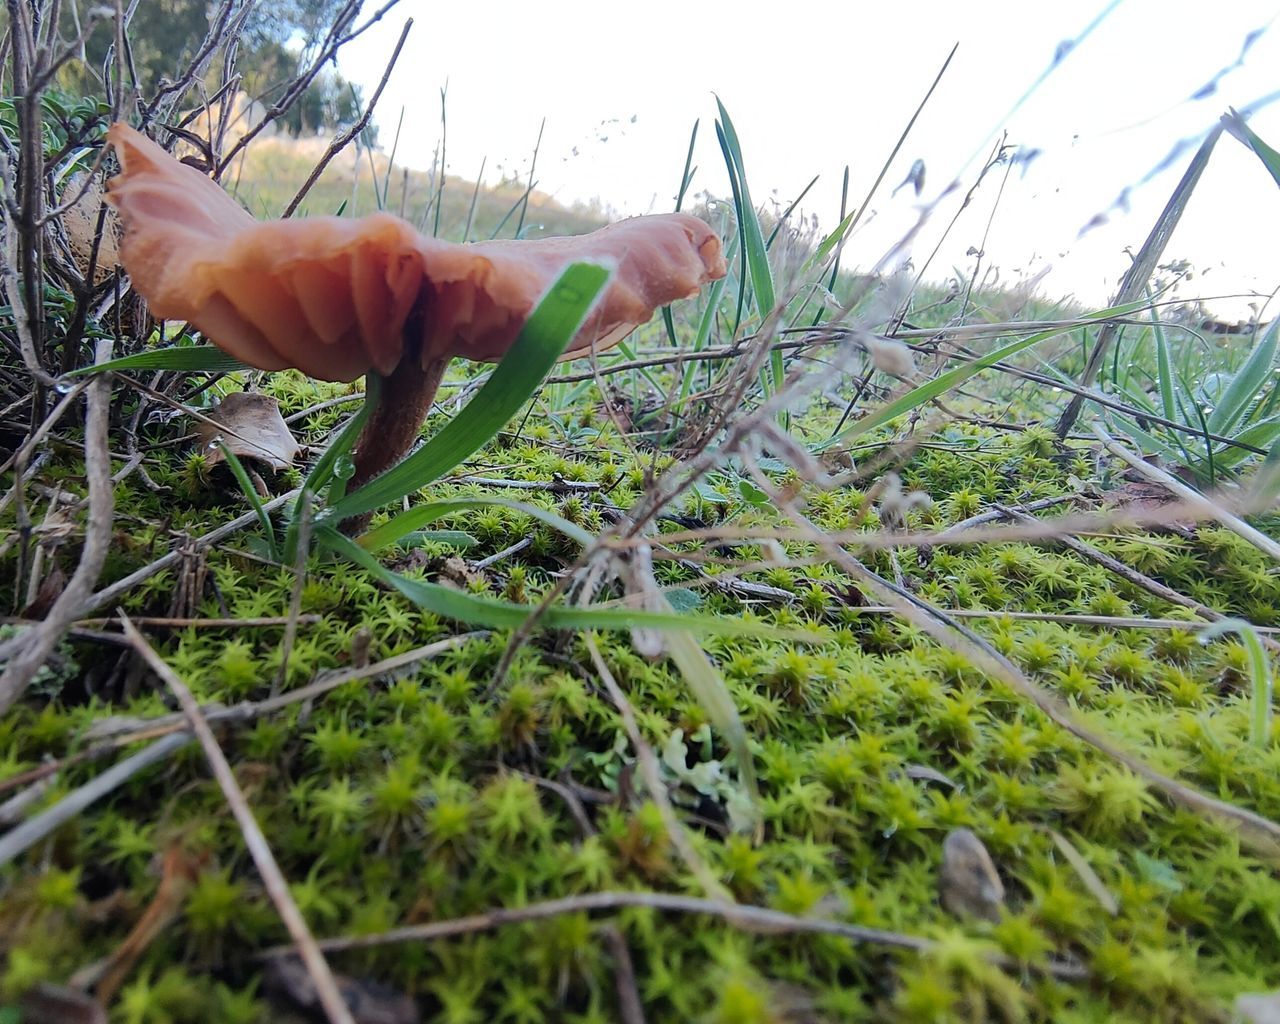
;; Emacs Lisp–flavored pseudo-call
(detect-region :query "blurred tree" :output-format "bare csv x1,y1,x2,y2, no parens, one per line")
57,0,366,138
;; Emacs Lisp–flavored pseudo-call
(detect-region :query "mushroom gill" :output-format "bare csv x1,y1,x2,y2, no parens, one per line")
105,123,727,496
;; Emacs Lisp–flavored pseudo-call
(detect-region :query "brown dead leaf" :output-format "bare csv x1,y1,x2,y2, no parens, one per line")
194,391,299,473
938,827,1005,922
62,172,120,286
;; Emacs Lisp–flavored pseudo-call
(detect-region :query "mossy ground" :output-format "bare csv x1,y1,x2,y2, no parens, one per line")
4,357,1280,1024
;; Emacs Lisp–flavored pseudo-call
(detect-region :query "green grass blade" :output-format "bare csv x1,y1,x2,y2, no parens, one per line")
433,86,447,238
1213,413,1280,467
674,118,699,213
1149,292,1178,422
312,376,382,503
67,345,249,377
1224,108,1280,189
1107,411,1190,465
321,527,818,642
813,166,851,328
357,495,594,552
661,306,679,348
380,106,405,212
1207,319,1278,434
400,529,476,550
327,263,611,521
807,211,856,274
218,443,279,561
715,98,775,317
514,118,545,241
283,375,381,563
677,235,736,409
463,156,486,243
1200,618,1273,747
819,299,1152,451
764,173,819,250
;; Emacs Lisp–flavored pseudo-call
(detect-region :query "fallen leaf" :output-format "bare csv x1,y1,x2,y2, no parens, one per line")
1098,479,1199,533
901,763,959,789
938,827,1005,922
194,391,299,473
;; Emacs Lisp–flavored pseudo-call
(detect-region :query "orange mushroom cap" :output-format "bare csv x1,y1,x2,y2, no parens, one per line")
105,123,727,383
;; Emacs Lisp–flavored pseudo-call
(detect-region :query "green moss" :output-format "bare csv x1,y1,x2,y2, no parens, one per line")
7,382,1280,1023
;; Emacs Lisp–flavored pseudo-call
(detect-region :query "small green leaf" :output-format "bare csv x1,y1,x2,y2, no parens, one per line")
664,588,703,613
694,483,730,505
737,478,771,507
1207,319,1278,435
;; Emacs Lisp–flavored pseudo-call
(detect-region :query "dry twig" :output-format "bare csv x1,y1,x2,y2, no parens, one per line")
0,342,114,714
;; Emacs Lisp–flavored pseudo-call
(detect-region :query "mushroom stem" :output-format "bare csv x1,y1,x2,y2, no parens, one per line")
342,354,449,532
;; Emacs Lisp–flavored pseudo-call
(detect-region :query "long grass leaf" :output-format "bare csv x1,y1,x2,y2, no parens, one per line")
1207,319,1278,434
1224,108,1280,189
68,345,248,377
218,444,279,561
321,528,817,642
433,85,447,238
358,495,594,552
764,173,819,250
674,119,699,212
283,375,382,563
463,156,486,243
715,98,775,317
1149,291,1178,423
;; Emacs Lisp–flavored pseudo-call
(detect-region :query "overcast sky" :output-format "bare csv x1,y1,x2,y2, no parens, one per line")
336,1,1280,318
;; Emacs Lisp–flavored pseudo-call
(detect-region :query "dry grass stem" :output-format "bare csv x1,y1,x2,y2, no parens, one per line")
119,615,355,1024
583,632,730,901
260,889,1087,981
1093,422,1280,561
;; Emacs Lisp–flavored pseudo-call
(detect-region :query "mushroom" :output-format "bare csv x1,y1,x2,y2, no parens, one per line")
105,123,727,498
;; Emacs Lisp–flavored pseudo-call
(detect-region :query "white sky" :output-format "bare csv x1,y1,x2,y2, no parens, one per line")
336,0,1280,318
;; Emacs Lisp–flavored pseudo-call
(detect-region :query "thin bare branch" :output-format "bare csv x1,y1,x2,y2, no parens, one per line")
281,17,412,217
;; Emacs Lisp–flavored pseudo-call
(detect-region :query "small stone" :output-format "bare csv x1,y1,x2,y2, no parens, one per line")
938,827,1005,922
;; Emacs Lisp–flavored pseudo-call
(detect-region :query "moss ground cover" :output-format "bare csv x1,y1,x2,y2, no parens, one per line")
4,364,1280,1022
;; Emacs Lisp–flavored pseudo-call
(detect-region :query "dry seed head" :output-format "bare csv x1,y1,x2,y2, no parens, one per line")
859,331,917,379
